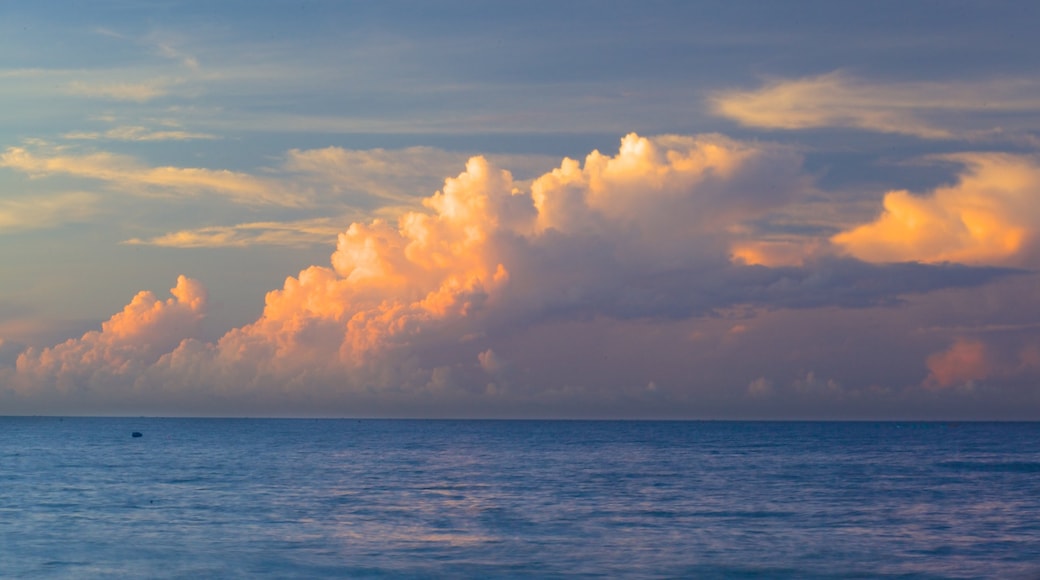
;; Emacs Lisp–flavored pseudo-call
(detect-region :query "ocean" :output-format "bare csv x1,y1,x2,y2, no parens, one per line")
1,419,1038,578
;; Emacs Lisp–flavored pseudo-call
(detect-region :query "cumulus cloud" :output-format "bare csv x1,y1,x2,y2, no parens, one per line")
0,143,555,246
710,72,1040,139
833,153,1040,266
283,146,478,206
11,276,206,395
2,133,1024,415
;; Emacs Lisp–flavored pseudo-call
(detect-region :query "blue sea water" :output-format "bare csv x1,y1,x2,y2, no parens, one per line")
1,419,1039,578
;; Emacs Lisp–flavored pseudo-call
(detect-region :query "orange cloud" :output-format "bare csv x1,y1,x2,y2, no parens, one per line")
7,134,804,401
832,153,1040,265
730,239,823,267
13,276,207,392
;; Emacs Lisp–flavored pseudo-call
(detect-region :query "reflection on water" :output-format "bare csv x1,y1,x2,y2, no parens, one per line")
1,419,1039,578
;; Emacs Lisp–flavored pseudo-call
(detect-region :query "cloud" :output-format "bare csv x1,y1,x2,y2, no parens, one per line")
63,125,217,142
65,80,173,102
746,377,773,398
0,192,97,232
710,72,1040,139
122,218,349,248
0,145,304,207
283,146,473,205
11,276,206,395
1,143,553,224
833,153,1040,265
284,145,557,207
924,339,991,390
2,133,1026,415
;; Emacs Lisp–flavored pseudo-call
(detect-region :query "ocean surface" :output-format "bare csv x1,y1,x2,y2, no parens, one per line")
1,419,1039,578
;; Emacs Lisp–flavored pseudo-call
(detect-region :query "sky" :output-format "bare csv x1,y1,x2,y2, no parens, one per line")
2,1,1040,418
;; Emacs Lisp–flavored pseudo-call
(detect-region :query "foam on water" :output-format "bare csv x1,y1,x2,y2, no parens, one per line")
2,419,1039,578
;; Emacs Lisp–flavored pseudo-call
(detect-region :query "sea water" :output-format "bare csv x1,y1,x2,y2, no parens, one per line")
1,419,1039,578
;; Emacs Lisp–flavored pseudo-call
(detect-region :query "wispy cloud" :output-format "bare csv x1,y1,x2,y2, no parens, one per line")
123,218,349,248
710,72,1040,139
0,192,98,232
0,145,304,207
65,79,175,102
63,125,217,142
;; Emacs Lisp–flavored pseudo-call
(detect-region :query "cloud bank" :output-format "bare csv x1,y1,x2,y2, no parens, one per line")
0,134,1032,416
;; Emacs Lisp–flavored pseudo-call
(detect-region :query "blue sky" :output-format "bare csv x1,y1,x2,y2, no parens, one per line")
2,1,1040,417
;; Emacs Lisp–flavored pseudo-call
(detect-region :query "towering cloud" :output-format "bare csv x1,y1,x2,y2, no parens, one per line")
1,134,1028,415
10,276,206,397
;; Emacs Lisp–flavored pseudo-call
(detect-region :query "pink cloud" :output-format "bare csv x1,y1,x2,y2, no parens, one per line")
924,339,992,390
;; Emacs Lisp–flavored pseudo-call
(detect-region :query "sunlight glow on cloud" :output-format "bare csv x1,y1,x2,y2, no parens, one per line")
833,153,1040,265
1,133,1026,415
12,276,206,393
3,134,812,410
729,239,824,267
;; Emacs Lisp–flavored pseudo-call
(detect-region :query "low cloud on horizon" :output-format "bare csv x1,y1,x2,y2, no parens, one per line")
3,133,1039,418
